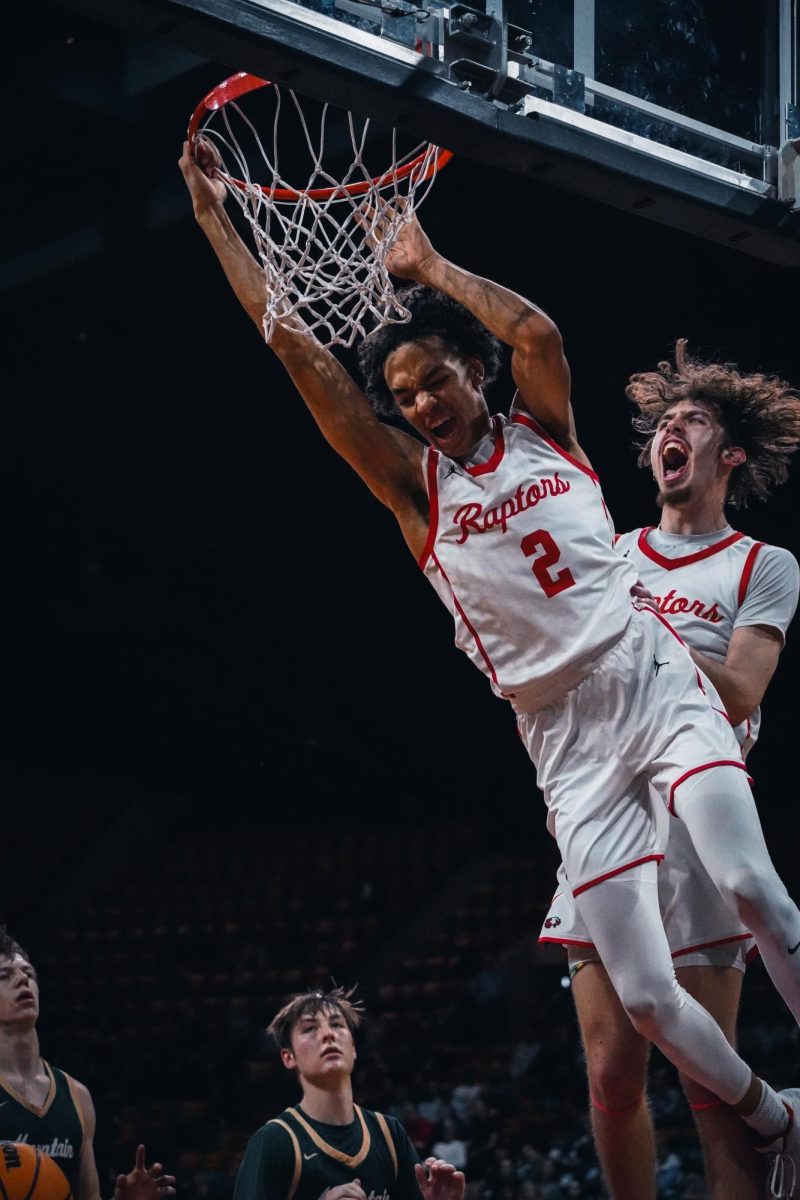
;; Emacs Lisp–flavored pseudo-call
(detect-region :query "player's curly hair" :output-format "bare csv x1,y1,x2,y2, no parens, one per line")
357,284,503,416
267,984,365,1052
0,925,31,964
629,339,800,508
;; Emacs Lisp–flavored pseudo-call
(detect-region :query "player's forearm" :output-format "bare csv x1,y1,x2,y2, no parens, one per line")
196,203,268,329
690,649,757,726
417,253,560,354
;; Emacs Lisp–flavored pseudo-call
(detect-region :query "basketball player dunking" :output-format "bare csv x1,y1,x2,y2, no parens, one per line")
0,927,175,1200
234,988,465,1200
181,137,800,1191
539,342,800,1199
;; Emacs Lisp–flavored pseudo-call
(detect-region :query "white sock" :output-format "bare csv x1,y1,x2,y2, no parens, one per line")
743,1080,791,1140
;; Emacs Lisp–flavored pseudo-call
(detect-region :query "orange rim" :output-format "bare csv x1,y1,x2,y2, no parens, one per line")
187,72,453,202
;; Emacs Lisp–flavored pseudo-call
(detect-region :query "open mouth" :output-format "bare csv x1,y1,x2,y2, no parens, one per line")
430,416,457,445
661,439,689,482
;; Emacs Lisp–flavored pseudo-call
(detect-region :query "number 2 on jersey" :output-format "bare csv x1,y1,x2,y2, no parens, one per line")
521,529,576,598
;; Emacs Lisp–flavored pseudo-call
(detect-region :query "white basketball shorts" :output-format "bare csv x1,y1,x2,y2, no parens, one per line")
517,606,749,900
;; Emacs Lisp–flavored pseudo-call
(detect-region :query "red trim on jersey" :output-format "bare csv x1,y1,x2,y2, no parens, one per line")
668,760,750,816
639,602,690,647
418,449,441,569
537,936,596,947
572,854,664,897
430,549,506,691
613,532,621,545
464,414,506,476
510,410,600,483
636,526,745,570
737,541,765,606
671,932,752,958
745,943,761,965
691,1100,723,1113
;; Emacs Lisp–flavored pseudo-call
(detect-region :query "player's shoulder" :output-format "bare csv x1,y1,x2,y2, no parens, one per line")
746,540,800,578
614,528,642,555
239,1116,296,1167
48,1063,91,1103
376,1111,411,1146
248,1111,295,1143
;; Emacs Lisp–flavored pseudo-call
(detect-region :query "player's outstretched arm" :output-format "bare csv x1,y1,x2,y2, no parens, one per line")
414,1158,466,1200
178,141,429,553
381,212,579,458
179,139,268,330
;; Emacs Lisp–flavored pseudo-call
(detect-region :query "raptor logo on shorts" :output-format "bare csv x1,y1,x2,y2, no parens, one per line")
544,916,561,928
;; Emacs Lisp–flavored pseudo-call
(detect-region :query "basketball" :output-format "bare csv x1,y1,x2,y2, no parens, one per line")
0,1144,72,1200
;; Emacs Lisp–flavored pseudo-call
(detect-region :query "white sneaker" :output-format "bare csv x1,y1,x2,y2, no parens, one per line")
763,1089,800,1198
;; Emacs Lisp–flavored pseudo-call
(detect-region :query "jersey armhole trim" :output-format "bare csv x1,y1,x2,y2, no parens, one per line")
737,542,765,607
510,411,600,483
374,1113,398,1179
268,1119,302,1200
418,449,440,570
61,1070,87,1144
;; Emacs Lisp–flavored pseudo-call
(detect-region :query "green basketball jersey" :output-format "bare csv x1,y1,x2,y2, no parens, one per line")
0,1061,84,1194
234,1105,423,1200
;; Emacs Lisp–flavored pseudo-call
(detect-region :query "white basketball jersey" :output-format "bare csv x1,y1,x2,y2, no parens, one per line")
616,525,800,755
420,404,639,712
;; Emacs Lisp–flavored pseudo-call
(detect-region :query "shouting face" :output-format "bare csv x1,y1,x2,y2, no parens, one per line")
650,398,744,508
384,336,490,459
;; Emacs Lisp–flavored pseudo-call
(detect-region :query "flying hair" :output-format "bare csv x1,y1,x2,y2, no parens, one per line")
629,339,800,507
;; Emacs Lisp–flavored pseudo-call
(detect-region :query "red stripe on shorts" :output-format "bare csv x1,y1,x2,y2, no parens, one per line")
572,854,664,897
668,760,750,816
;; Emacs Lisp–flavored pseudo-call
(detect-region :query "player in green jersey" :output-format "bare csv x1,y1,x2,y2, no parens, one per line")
234,987,465,1200
0,926,175,1200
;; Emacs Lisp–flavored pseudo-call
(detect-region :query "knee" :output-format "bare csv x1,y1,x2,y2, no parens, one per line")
586,1047,646,1112
716,865,787,923
615,977,676,1043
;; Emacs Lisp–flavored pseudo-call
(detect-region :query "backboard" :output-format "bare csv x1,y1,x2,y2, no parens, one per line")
50,0,800,267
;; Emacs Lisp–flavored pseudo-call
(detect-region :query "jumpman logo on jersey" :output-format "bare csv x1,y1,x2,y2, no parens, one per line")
653,655,669,676
444,462,462,478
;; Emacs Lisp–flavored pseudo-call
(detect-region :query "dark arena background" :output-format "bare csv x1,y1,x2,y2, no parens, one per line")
4,2,800,1197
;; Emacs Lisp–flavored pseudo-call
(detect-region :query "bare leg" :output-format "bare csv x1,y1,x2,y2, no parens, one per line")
571,960,656,1200
676,964,763,1200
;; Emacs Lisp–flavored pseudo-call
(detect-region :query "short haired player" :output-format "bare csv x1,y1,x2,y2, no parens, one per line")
540,341,800,1199
180,134,800,1192
0,926,176,1200
233,986,466,1200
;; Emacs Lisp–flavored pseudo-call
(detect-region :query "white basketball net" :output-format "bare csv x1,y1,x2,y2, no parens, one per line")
195,85,449,349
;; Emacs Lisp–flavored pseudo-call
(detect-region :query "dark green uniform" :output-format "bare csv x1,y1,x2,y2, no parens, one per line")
0,1061,84,1195
233,1105,424,1200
